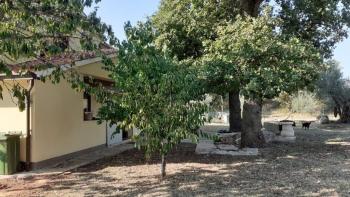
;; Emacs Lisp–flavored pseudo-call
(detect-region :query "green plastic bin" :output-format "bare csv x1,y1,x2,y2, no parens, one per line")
0,133,21,175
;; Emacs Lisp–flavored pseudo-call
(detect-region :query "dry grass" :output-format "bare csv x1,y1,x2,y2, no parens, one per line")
262,110,338,123
1,123,350,196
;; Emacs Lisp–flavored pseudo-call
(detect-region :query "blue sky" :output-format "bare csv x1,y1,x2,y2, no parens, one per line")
334,38,350,78
86,0,160,40
88,0,350,77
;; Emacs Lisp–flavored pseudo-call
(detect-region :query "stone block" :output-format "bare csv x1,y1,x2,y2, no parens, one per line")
216,144,239,151
195,140,216,154
318,115,330,124
263,122,281,135
274,136,296,142
262,121,296,143
195,140,258,156
262,129,275,143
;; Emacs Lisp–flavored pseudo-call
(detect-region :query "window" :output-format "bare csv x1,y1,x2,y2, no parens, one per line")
83,91,93,121
82,76,114,121
83,91,91,112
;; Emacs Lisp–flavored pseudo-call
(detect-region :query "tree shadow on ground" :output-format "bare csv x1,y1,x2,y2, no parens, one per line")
43,126,350,196
2,125,350,196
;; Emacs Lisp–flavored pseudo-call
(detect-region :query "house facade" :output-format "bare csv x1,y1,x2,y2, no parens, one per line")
0,56,129,169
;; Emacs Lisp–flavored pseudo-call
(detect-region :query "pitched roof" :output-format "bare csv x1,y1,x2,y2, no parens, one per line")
6,45,116,74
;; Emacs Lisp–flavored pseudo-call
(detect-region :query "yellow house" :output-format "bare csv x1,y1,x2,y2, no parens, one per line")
0,49,129,170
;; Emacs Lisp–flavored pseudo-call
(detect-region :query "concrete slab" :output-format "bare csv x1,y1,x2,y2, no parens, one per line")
0,142,134,180
195,140,217,154
195,140,258,156
274,136,296,142
216,144,239,151
212,148,258,156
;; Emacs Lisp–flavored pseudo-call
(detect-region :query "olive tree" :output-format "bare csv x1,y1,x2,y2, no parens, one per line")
317,60,350,123
98,22,207,178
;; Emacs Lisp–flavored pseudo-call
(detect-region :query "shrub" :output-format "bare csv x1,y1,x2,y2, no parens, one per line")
290,91,324,114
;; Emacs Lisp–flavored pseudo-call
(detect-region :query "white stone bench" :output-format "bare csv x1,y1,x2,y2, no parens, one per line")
263,121,296,142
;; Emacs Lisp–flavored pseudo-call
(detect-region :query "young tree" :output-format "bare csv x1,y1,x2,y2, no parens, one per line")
98,22,207,178
0,0,116,107
206,10,321,147
316,60,350,123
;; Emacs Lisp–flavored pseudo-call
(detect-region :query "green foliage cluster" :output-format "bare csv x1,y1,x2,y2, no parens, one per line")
153,0,350,96
204,9,322,101
0,0,116,110
276,0,350,58
316,60,348,107
153,0,240,61
0,0,115,60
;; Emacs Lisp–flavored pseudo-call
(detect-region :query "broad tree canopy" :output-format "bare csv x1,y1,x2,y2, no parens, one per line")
205,10,321,101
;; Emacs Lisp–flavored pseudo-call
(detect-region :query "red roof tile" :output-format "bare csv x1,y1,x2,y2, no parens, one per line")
8,46,116,73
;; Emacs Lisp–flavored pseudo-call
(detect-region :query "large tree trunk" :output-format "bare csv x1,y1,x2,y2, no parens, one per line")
241,99,265,148
229,90,242,132
239,0,265,147
161,154,166,178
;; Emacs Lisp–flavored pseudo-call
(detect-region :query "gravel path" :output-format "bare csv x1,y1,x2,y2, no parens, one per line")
1,123,350,196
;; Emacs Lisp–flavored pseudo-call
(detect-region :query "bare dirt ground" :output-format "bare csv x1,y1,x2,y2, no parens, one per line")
1,123,350,197
262,111,339,123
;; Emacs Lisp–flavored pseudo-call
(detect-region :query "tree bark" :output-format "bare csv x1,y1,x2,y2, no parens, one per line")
239,0,262,17
239,0,265,147
229,90,242,132
339,105,350,123
241,99,265,148
161,154,166,178
332,97,350,123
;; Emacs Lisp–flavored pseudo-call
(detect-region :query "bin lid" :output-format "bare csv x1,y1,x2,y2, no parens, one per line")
0,131,22,139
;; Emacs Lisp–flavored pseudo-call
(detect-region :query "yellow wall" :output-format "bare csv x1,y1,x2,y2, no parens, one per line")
31,80,106,162
0,62,111,163
0,80,31,161
31,62,109,162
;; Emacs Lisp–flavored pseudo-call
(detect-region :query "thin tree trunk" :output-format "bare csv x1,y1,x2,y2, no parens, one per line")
241,99,265,148
229,90,242,132
161,154,166,178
